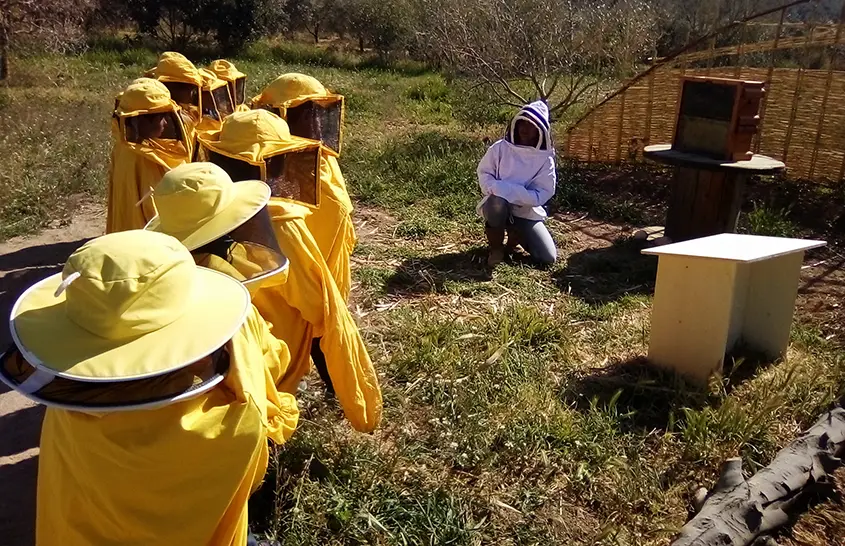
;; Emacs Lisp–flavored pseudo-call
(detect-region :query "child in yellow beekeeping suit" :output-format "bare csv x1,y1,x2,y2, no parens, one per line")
0,229,299,546
146,51,205,156
252,73,356,302
198,109,382,433
209,59,249,112
145,162,292,385
197,68,235,139
107,78,191,233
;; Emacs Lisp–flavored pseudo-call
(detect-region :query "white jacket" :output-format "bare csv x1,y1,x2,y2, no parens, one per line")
477,101,556,222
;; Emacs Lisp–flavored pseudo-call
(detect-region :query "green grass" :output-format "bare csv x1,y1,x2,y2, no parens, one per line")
4,40,845,545
744,201,798,238
0,94,110,239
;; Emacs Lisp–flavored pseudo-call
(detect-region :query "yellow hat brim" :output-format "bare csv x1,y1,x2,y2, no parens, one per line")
10,267,250,382
145,180,270,251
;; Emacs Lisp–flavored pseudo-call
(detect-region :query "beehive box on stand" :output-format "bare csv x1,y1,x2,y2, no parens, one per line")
672,76,765,161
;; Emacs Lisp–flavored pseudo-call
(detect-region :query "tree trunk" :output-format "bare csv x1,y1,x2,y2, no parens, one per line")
314,22,320,44
358,35,364,53
672,407,845,546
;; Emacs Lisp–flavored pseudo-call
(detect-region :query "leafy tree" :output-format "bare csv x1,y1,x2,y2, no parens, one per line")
124,0,214,51
342,0,413,56
285,0,337,43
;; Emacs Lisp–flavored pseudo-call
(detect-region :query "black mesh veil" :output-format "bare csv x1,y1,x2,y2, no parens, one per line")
285,100,342,154
265,148,320,206
234,77,246,106
0,344,229,412
201,90,219,120
213,86,234,118
123,111,184,143
162,81,199,107
205,146,320,207
206,151,262,181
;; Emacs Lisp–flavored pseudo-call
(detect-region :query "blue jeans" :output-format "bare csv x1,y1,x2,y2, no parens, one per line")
482,196,557,265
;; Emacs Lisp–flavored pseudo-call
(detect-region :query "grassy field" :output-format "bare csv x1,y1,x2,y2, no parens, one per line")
1,42,844,545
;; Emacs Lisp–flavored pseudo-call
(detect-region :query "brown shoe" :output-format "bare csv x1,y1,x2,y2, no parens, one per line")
488,246,505,266
485,225,506,267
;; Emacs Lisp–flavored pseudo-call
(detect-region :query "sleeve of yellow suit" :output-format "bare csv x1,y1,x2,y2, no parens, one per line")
35,309,298,546
249,307,299,444
268,201,382,433
197,255,297,436
304,155,357,302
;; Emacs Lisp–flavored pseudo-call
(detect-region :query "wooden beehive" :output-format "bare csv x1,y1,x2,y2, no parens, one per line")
672,76,765,161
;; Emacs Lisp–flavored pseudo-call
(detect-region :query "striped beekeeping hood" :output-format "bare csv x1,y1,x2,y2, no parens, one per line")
505,100,553,151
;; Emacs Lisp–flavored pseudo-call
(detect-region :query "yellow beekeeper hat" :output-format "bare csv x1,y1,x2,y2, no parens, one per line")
7,230,250,382
116,78,176,117
209,59,246,82
254,73,329,107
151,51,203,87
145,162,270,251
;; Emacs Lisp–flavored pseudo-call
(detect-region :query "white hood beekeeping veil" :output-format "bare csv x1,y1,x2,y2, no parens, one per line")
504,100,553,151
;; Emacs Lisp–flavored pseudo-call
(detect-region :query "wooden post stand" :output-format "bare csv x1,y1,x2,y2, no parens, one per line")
666,167,746,242
643,76,785,243
644,146,785,242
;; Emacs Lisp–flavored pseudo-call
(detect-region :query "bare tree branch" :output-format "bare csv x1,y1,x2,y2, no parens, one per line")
420,0,659,120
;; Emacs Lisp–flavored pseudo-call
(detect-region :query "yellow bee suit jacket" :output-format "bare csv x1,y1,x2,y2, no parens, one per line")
304,154,356,302
150,52,204,159
252,200,382,433
36,307,299,546
199,112,355,300
108,78,190,233
106,138,188,233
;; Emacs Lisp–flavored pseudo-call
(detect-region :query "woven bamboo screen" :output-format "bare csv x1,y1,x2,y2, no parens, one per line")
564,3,845,182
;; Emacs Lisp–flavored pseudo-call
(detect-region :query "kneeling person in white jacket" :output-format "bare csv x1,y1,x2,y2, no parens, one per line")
477,100,557,267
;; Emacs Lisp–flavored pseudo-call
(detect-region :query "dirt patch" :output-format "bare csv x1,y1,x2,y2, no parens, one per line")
0,199,103,546
794,247,845,345
552,212,637,255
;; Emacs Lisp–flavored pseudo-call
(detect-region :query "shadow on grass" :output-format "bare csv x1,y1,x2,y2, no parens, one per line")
385,249,492,296
554,237,658,304
722,343,785,394
561,356,710,434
